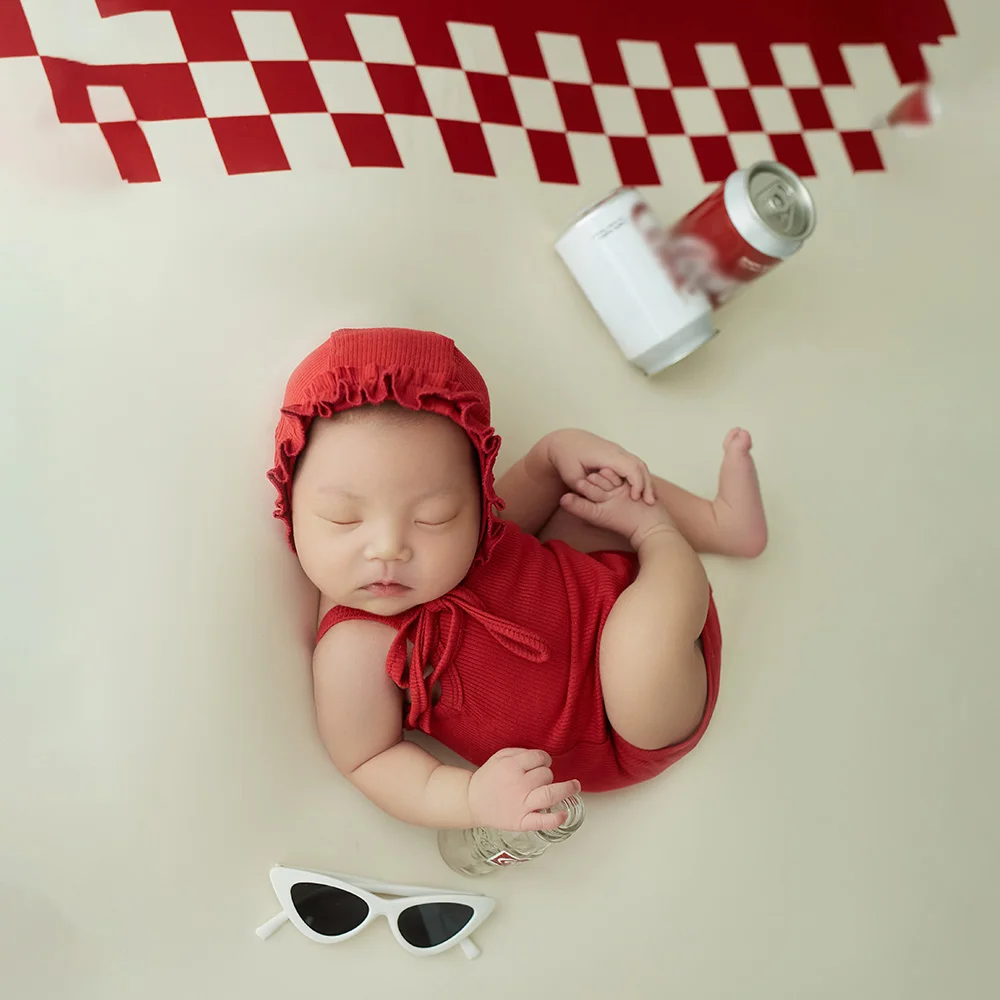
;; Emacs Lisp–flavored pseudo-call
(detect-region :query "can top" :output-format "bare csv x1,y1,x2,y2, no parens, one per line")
746,162,816,241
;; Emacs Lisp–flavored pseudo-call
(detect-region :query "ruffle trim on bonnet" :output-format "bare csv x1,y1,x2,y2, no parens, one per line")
267,361,506,567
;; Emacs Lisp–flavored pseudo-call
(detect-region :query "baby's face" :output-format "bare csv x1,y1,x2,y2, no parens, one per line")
291,407,483,614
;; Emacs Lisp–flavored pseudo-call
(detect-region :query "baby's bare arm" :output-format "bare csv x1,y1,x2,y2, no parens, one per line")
313,620,475,828
350,744,476,828
494,434,565,536
313,618,580,830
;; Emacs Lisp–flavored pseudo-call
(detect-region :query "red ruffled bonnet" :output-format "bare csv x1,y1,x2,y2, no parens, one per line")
267,328,504,563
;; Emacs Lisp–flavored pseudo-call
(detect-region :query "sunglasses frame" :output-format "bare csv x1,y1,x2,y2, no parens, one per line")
255,865,495,959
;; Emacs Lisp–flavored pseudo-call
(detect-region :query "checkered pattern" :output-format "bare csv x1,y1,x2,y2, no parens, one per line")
2,1,955,185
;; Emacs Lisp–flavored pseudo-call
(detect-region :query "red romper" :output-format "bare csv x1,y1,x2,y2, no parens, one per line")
268,328,722,794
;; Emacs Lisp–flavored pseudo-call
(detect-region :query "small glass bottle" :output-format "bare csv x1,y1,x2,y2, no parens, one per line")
438,795,585,876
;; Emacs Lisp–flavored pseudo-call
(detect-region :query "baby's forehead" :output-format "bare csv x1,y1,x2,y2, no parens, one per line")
333,400,422,427
311,404,464,444
301,405,479,476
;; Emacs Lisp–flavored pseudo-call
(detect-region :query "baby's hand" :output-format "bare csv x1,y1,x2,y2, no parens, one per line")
467,749,581,832
544,429,656,505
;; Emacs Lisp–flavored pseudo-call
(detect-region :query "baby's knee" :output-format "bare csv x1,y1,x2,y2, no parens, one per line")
602,642,708,751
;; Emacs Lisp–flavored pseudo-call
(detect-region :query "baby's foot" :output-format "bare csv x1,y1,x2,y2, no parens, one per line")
714,429,768,558
560,473,679,551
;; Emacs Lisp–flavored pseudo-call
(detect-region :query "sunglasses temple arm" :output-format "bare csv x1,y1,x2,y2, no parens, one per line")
459,936,481,960
255,910,290,940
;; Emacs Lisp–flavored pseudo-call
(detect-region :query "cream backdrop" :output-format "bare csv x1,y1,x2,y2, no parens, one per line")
1,1,997,997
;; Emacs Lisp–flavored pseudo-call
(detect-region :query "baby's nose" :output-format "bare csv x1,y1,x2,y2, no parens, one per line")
364,527,412,562
366,544,411,563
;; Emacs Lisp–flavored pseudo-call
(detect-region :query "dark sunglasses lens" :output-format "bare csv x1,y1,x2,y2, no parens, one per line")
397,902,475,949
290,882,369,937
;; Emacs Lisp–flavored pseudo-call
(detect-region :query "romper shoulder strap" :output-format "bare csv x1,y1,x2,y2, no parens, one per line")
315,605,408,645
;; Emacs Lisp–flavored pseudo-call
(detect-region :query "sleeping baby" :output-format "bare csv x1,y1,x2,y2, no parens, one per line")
268,328,766,833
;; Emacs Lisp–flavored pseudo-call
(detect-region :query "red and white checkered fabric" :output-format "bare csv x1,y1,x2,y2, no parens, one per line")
1,0,957,185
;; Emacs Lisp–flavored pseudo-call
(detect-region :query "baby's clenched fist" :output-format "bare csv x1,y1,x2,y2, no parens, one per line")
467,748,581,832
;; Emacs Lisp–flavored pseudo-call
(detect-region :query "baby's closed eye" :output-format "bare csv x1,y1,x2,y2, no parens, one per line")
318,508,362,526
415,513,459,527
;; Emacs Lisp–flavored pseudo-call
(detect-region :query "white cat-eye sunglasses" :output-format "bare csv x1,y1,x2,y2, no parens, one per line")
256,865,495,959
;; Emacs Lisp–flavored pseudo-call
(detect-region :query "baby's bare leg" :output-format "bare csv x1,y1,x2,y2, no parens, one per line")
559,478,711,751
651,428,766,557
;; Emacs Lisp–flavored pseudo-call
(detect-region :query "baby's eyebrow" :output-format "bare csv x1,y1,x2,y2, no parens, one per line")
316,486,460,501
316,486,364,499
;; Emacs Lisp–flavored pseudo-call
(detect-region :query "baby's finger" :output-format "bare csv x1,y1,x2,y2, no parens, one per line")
524,779,581,815
575,477,612,502
626,468,644,501
587,471,615,491
561,492,603,522
521,809,567,832
600,468,623,487
514,749,551,771
523,766,555,789
629,461,654,503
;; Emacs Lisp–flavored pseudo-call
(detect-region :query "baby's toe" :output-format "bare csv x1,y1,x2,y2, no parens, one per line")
723,428,752,454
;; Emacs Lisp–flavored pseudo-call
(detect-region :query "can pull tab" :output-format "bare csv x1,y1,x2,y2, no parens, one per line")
756,180,795,232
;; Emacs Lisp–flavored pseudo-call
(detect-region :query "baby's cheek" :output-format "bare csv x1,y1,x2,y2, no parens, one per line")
296,528,340,584
295,544,325,589
457,521,482,566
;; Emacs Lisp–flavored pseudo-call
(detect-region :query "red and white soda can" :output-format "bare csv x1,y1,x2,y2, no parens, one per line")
555,188,716,375
666,161,817,307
